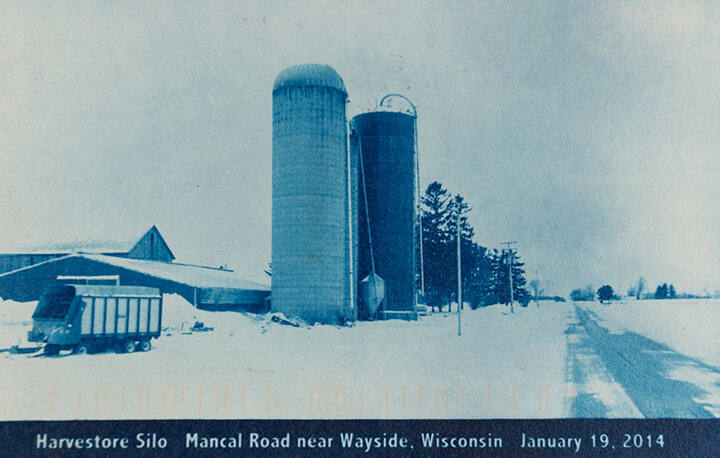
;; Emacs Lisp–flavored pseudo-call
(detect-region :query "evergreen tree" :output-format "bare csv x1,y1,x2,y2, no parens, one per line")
465,243,493,309
420,182,452,311
418,181,508,311
510,251,530,306
654,283,669,299
669,284,677,299
490,248,529,306
484,249,504,305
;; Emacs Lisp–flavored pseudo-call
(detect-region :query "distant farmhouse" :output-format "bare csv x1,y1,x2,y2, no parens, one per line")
0,226,269,311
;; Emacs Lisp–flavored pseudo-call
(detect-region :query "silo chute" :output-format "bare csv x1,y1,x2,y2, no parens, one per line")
356,131,386,318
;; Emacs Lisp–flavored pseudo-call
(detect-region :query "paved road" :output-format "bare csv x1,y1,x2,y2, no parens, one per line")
566,303,719,418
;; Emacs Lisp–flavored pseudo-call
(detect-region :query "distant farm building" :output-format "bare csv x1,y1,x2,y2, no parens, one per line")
0,227,269,312
0,226,173,274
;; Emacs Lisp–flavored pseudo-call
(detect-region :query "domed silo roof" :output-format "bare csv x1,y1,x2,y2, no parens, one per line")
272,63,346,93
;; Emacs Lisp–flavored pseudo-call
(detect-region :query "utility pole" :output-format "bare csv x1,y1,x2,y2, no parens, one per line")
501,241,517,314
457,212,462,336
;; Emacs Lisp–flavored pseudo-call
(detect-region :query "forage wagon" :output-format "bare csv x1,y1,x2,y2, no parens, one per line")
27,284,162,355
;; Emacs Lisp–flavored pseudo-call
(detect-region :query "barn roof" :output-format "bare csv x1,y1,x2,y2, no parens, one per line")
80,254,270,291
1,238,135,254
0,226,172,258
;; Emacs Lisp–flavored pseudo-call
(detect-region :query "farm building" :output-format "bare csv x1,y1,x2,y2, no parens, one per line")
0,254,270,312
0,226,174,274
0,226,270,312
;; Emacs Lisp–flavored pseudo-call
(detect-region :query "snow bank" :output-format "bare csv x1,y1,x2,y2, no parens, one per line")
0,299,37,349
161,293,210,331
668,365,720,417
579,299,720,367
161,293,265,334
0,299,37,324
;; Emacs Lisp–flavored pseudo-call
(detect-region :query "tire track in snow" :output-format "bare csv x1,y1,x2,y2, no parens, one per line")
565,308,642,418
569,303,717,418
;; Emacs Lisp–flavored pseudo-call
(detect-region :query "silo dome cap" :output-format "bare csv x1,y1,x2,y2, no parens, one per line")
273,63,347,93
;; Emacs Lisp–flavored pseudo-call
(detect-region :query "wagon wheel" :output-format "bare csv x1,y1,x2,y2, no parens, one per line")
139,340,152,352
123,340,136,353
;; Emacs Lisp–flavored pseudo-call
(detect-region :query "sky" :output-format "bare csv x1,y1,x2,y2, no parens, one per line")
1,0,719,296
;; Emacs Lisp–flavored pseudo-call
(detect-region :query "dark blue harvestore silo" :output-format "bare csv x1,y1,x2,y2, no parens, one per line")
352,111,416,317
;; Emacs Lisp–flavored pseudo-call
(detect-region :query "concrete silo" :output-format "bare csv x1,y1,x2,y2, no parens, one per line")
352,111,417,317
272,64,356,324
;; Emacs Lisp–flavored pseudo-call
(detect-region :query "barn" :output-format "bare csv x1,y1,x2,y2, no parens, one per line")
0,254,270,312
0,226,174,274
0,227,270,312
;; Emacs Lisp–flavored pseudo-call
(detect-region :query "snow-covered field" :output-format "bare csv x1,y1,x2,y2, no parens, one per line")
579,299,720,367
0,296,572,420
3,296,718,419
576,299,720,417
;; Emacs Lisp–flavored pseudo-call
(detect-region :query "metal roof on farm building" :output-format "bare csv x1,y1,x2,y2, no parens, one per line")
273,63,346,93
0,226,172,257
1,237,136,254
79,254,270,291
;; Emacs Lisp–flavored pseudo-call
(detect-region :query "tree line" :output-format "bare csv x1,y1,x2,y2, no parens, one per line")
569,284,619,303
419,181,530,311
628,277,679,299
570,277,684,303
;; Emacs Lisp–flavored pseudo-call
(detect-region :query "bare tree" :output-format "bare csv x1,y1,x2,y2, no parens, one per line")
529,279,543,307
635,276,645,300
